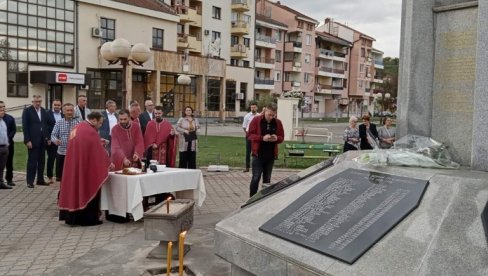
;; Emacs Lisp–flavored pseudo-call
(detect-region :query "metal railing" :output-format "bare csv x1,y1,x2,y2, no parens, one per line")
6,104,29,112
255,57,275,64
232,0,248,4
286,41,302,48
231,44,248,53
255,78,274,85
333,68,345,74
256,34,276,44
231,21,248,29
318,66,333,72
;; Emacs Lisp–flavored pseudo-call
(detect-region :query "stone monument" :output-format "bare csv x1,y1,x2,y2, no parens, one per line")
397,0,488,171
214,154,488,275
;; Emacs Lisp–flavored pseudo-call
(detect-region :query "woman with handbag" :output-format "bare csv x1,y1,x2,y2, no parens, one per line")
176,106,200,169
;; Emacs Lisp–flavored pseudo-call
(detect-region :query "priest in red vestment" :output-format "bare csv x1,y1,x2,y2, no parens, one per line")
111,109,145,170
144,106,177,167
58,112,112,226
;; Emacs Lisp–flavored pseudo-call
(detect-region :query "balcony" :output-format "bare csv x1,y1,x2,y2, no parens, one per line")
373,75,384,84
316,83,343,94
188,7,202,27
231,44,248,59
255,57,275,69
283,80,301,91
177,33,188,48
374,60,384,69
231,21,249,35
231,0,250,12
317,66,345,78
284,61,302,72
174,5,193,23
254,78,275,90
285,41,302,53
318,49,347,61
188,34,202,53
256,34,276,48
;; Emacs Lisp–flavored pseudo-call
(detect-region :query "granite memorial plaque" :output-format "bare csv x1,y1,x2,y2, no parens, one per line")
431,6,478,165
242,159,335,208
259,168,429,264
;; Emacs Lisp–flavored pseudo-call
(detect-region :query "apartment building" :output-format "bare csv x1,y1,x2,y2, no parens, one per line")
254,14,287,99
166,0,255,117
257,0,318,113
314,31,351,117
318,18,377,117
0,0,229,118
371,48,384,93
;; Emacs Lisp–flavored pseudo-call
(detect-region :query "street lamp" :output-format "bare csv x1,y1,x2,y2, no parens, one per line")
100,38,151,108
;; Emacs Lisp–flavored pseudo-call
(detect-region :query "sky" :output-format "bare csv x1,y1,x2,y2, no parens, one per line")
277,0,402,58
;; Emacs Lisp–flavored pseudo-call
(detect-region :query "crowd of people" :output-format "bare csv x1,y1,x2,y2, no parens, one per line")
342,114,396,152
0,95,200,226
0,95,396,226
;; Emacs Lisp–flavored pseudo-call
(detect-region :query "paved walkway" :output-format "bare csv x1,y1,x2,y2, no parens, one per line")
0,169,295,275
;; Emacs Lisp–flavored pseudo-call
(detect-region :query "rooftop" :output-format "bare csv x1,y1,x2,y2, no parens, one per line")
111,0,176,15
316,31,352,47
270,1,319,24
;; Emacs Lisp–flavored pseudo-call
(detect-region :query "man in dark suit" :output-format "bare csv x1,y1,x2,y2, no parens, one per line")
138,99,154,134
22,95,49,188
359,114,379,150
100,100,118,154
0,101,16,187
46,99,63,183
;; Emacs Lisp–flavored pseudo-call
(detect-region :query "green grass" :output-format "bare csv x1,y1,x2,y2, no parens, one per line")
12,136,333,172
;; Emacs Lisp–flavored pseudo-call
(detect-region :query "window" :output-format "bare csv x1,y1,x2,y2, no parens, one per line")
231,35,239,46
297,20,303,29
177,24,185,35
359,80,363,88
243,37,250,48
152,28,164,49
212,31,221,42
304,73,310,83
230,59,239,66
343,79,347,88
212,6,221,19
243,60,250,67
304,53,311,64
360,64,364,73
307,23,314,31
344,62,348,71
207,79,221,111
101,18,115,43
275,30,282,42
306,34,312,46
239,83,247,110
225,81,236,111
361,48,365,57
275,71,281,81
275,50,281,62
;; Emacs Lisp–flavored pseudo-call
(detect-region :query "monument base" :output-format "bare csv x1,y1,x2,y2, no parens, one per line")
215,152,488,275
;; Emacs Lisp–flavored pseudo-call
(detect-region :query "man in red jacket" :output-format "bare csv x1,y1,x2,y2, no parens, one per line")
247,103,284,197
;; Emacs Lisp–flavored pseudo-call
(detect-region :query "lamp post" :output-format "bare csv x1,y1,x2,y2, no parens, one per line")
100,38,151,108
177,74,192,116
384,92,391,116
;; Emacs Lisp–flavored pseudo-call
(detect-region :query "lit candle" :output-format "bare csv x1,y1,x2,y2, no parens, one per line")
178,231,187,276
166,197,172,214
167,241,172,276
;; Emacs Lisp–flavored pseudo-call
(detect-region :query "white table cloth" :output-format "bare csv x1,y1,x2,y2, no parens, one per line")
100,168,206,221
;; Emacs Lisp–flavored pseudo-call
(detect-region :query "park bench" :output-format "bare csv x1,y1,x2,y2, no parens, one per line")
283,143,343,166
293,127,333,143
